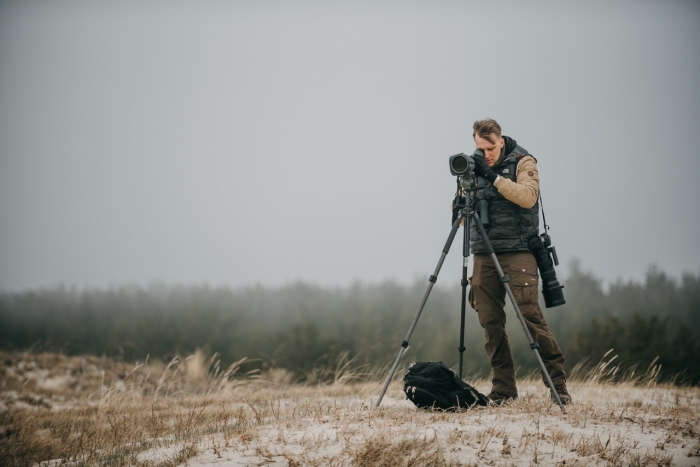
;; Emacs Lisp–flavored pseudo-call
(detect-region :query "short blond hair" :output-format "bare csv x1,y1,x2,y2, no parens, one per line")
473,118,502,144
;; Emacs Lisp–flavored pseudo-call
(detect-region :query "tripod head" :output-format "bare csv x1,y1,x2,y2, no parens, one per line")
458,172,477,193
449,149,484,199
450,150,481,226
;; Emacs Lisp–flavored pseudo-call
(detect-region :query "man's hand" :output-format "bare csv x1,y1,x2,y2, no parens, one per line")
473,154,498,184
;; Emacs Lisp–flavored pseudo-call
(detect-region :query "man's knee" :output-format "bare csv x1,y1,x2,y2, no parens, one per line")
476,305,506,328
470,281,506,314
519,302,547,325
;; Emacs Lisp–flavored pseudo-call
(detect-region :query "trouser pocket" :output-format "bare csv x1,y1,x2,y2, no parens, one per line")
507,257,539,306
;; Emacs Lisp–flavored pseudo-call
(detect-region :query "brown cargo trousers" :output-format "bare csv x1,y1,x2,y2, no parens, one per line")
470,251,566,397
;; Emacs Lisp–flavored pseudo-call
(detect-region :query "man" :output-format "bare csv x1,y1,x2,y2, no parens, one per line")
466,118,571,405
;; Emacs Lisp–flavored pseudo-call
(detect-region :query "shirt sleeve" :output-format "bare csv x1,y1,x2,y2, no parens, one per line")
492,156,539,209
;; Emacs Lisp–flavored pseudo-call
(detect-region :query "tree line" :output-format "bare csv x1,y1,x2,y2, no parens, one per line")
1,262,698,384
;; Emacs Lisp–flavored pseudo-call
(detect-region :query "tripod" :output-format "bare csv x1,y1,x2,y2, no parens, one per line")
375,173,565,411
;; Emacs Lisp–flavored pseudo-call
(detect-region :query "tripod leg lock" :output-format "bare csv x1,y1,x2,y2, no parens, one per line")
401,340,409,348
461,279,468,287
530,342,539,350
429,275,437,283
458,345,466,352
501,275,510,284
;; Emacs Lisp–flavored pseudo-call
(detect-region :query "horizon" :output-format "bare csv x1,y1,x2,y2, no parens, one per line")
1,258,695,295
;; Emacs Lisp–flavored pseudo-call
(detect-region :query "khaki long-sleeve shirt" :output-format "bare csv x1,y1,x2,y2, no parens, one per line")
493,156,539,209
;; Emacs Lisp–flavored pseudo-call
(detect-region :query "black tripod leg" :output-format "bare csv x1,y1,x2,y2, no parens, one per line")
471,211,566,412
458,210,471,379
375,211,464,408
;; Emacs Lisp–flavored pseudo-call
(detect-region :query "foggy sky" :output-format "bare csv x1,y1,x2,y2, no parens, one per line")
1,0,699,291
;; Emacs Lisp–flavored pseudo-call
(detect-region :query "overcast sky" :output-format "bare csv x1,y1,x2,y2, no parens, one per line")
1,0,698,292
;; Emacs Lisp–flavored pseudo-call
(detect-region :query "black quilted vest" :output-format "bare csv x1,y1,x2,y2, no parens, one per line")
469,145,539,254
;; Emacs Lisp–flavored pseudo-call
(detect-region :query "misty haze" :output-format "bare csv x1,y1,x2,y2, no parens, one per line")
1,1,699,466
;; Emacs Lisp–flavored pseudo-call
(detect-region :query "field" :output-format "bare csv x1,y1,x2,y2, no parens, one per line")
1,350,699,466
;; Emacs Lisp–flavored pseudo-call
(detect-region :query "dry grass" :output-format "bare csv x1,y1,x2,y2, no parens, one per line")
1,349,699,467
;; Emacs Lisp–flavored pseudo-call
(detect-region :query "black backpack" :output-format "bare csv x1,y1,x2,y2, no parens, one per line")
403,361,489,410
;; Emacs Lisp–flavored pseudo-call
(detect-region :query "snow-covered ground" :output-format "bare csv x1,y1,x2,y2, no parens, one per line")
141,384,700,466
2,351,699,466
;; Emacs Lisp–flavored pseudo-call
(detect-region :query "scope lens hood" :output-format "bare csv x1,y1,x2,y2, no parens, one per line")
449,153,475,176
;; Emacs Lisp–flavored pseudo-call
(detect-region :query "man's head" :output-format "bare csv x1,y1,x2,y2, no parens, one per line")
473,118,505,167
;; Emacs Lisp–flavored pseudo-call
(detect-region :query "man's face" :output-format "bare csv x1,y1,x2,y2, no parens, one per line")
474,133,504,167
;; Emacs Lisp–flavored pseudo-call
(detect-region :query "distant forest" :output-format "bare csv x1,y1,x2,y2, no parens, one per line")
1,262,699,385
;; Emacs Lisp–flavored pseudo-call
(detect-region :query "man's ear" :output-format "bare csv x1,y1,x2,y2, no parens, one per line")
500,137,505,148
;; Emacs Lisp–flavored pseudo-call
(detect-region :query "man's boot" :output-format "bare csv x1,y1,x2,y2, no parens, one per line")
488,391,517,406
551,383,572,405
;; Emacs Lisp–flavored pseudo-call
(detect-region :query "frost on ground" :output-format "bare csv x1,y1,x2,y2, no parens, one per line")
1,350,699,466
